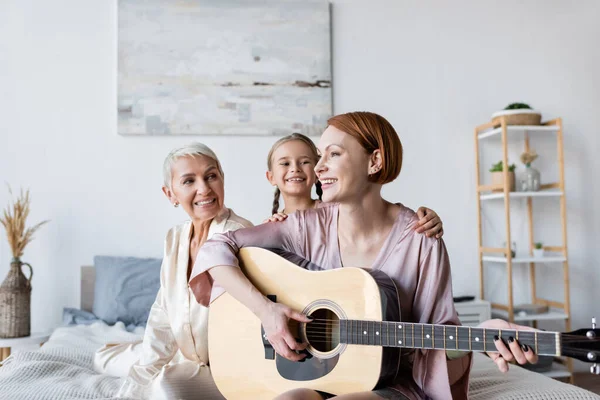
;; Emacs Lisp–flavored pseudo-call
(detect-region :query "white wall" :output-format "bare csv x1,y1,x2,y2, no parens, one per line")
1,0,599,369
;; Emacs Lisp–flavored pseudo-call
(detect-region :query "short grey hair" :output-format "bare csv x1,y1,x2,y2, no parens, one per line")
163,142,224,189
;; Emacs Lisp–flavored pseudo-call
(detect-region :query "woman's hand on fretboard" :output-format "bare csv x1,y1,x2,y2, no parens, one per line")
478,318,540,372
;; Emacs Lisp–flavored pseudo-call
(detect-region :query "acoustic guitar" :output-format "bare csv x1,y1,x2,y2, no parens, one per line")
208,247,599,399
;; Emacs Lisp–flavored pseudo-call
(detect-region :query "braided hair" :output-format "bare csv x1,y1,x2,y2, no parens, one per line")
271,187,282,216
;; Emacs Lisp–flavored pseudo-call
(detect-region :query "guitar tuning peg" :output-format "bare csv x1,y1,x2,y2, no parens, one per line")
588,317,597,339
591,363,600,375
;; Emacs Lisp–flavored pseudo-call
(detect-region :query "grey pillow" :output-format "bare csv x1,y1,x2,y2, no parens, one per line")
92,255,162,326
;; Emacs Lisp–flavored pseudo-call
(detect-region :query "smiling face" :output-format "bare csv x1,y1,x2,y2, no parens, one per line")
267,139,318,198
315,125,377,203
163,154,225,222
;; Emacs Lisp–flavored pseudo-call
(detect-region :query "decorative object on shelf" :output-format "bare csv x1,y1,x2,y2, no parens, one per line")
0,187,49,338
515,303,550,316
502,241,517,258
533,242,545,258
519,150,541,192
491,102,542,126
490,161,516,192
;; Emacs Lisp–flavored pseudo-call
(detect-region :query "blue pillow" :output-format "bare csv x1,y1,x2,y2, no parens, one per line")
62,307,141,332
92,255,162,326
63,307,99,326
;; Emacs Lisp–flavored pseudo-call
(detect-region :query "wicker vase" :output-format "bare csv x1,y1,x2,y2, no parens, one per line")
0,258,33,338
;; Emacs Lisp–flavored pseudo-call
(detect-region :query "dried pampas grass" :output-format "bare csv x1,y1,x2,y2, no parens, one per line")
520,150,539,166
0,186,49,259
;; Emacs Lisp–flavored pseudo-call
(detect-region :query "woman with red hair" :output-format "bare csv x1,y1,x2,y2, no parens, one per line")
190,112,537,399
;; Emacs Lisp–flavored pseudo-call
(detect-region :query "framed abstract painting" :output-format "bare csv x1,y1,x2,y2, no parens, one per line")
117,0,332,136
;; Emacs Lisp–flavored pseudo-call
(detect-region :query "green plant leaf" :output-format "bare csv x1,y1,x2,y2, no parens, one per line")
504,102,532,110
490,161,515,172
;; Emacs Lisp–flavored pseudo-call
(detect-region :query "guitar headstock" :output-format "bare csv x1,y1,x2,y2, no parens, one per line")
561,329,600,361
561,318,600,374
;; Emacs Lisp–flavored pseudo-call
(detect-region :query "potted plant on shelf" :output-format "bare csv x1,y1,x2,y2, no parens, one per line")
490,161,516,192
491,102,542,126
519,150,541,192
533,242,544,258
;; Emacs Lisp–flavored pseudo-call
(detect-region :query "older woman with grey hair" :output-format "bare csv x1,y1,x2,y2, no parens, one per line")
94,142,252,399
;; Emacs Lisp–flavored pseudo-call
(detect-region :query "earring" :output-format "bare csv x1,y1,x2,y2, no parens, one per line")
174,203,179,208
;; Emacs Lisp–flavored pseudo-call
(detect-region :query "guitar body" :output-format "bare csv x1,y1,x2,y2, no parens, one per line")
208,248,401,399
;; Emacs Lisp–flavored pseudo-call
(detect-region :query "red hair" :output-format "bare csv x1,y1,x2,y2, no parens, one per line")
327,112,403,184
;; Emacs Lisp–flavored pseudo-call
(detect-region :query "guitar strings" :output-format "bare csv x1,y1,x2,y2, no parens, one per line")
300,331,600,347
301,332,600,344
300,319,600,342
287,337,595,354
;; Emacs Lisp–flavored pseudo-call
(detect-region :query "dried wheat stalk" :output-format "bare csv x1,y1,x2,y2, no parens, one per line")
520,150,539,165
0,187,49,259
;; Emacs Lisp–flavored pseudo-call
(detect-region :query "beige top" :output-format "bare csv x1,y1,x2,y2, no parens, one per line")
119,208,253,396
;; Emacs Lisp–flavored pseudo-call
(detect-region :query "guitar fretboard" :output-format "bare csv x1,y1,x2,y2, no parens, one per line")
338,320,560,356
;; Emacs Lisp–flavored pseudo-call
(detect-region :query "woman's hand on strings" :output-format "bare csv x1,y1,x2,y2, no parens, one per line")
257,301,311,362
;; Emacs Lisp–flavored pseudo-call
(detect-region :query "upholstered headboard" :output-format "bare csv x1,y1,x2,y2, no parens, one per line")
81,266,95,312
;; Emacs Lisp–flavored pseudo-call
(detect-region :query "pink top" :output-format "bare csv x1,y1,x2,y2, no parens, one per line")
190,203,471,399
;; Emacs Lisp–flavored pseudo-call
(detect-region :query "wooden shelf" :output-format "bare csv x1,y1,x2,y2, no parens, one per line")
478,125,560,140
480,190,563,201
482,255,567,263
475,116,573,382
493,308,569,322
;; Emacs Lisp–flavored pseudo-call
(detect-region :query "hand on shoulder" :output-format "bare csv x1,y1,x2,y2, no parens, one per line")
262,212,288,224
415,206,444,239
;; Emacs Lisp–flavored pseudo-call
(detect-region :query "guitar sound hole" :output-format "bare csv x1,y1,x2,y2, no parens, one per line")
306,308,340,353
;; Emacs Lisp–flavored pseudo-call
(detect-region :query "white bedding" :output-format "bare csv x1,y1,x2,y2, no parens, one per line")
470,353,600,400
0,323,597,400
0,322,144,400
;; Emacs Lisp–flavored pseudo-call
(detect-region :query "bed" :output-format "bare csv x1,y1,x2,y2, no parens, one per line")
0,263,597,400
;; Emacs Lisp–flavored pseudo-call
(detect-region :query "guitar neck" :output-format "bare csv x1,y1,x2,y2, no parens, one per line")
338,320,560,356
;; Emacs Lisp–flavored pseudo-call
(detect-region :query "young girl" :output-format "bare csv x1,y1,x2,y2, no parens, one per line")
265,133,444,237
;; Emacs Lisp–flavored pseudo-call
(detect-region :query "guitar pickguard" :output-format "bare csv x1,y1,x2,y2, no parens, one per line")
276,352,340,381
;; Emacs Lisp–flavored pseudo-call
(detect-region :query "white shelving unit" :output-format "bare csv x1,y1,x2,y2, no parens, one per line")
480,190,563,201
482,255,567,263
477,125,559,140
493,308,569,322
474,117,573,382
